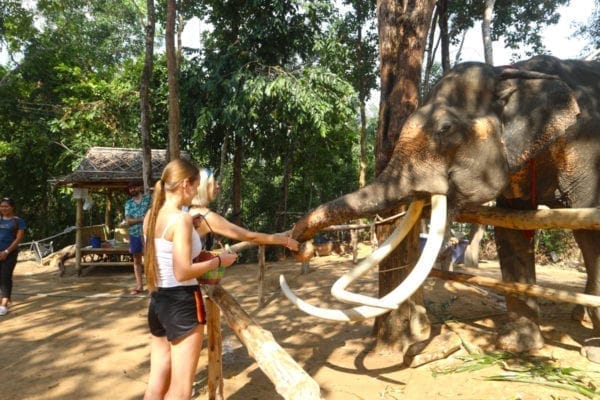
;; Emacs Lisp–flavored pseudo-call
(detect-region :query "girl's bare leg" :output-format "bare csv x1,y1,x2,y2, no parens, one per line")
144,335,172,400
165,325,204,400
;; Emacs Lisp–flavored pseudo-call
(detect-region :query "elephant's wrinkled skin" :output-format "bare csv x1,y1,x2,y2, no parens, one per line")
290,55,600,359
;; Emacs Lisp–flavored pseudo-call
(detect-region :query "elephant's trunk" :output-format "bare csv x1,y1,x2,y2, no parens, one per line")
292,173,409,243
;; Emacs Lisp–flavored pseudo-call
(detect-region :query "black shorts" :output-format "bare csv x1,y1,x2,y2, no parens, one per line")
148,285,206,342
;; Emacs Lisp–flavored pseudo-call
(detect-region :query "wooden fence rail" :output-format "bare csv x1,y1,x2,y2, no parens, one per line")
204,284,322,400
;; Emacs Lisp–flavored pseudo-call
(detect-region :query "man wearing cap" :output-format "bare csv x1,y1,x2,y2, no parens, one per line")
125,182,151,294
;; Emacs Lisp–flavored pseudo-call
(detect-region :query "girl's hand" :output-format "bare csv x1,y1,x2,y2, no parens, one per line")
285,237,300,251
219,251,237,268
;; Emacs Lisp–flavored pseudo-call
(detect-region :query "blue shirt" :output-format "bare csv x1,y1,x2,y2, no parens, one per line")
125,193,151,237
0,217,26,251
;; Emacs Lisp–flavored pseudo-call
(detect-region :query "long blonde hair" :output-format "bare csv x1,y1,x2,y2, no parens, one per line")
192,167,216,207
144,158,199,292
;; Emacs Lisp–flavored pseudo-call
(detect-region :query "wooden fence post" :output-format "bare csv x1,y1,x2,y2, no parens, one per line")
206,297,224,400
204,285,322,400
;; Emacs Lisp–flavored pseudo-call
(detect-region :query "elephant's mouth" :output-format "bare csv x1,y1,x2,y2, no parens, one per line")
279,195,448,321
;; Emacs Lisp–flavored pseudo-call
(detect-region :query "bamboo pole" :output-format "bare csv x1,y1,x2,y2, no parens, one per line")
204,285,322,400
429,269,600,308
257,245,266,307
206,298,224,400
75,198,83,274
455,207,600,230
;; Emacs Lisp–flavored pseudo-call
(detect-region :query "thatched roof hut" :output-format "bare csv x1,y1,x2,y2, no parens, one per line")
50,147,190,190
49,147,192,273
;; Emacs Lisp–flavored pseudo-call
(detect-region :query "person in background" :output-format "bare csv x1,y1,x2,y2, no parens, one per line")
125,181,152,295
142,159,237,400
0,197,26,316
189,168,300,253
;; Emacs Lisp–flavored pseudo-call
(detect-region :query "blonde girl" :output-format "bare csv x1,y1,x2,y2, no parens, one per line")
189,168,300,252
143,159,237,400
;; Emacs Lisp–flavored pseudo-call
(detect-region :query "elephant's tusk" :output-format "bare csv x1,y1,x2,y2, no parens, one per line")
279,195,447,322
329,200,425,309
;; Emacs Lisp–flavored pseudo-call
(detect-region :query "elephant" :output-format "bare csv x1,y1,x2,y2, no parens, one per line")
280,55,600,362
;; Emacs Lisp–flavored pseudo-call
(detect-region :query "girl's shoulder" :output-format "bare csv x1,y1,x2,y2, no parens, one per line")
189,207,213,221
189,206,210,216
155,210,190,239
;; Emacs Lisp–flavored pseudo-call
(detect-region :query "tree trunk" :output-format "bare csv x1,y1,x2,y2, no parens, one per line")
482,0,496,65
231,134,243,226
423,4,439,93
216,133,229,213
375,0,436,354
356,17,368,190
140,0,155,191
437,0,450,72
274,137,292,260
166,0,180,160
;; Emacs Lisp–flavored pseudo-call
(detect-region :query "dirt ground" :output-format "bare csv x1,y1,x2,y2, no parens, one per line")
2,243,599,400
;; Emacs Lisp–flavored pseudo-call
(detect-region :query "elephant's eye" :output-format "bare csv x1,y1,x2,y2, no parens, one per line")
436,121,452,135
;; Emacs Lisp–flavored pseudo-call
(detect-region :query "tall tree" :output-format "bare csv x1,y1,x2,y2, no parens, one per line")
447,0,569,63
0,0,145,238
482,0,496,64
185,0,348,231
341,0,378,189
140,0,155,190
166,0,180,159
374,0,435,355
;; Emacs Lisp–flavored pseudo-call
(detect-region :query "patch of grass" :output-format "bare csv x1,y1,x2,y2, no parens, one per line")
431,352,600,399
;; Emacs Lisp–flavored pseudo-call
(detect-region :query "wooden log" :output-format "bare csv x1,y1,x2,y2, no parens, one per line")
228,241,258,253
206,298,224,400
227,229,291,254
42,244,76,266
204,285,322,400
429,269,600,308
455,207,600,230
42,244,77,277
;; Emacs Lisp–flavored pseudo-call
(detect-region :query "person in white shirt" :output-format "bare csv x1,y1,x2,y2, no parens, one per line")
142,159,237,400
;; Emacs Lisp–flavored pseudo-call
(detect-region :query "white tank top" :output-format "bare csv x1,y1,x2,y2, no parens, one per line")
154,212,203,288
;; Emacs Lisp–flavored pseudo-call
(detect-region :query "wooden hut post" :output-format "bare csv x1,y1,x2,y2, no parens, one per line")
206,297,224,400
257,245,266,306
75,198,84,274
104,192,112,230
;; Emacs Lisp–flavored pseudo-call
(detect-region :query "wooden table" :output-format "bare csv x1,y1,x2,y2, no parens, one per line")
80,245,133,268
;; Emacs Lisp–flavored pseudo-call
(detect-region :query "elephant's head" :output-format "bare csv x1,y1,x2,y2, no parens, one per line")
282,56,580,321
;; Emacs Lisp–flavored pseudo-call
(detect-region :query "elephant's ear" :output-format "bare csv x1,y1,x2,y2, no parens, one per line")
494,69,580,172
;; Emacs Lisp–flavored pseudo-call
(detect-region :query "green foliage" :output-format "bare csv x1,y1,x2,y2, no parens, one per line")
575,1,600,53
432,352,600,399
448,0,570,62
178,0,362,235
0,0,147,239
1,0,597,246
535,229,574,259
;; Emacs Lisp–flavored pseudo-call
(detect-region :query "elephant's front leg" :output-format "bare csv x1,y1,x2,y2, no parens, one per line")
573,230,600,363
494,209,544,352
